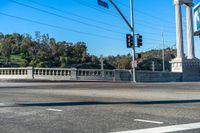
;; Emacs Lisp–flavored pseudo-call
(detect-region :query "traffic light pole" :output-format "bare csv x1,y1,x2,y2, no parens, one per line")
108,0,136,82
130,0,136,82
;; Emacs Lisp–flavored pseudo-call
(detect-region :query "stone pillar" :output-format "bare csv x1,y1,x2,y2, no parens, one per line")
27,66,34,79
70,68,77,80
174,1,184,59
186,3,195,59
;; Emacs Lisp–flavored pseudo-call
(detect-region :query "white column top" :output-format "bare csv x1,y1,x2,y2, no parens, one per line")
174,0,193,5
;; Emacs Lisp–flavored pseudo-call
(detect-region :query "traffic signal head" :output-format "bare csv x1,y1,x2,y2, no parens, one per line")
137,53,142,59
137,34,143,47
126,34,133,48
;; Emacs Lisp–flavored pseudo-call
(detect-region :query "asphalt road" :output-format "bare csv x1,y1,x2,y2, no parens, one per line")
0,82,200,133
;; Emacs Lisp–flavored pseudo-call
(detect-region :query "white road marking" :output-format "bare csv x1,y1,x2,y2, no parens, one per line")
46,108,63,112
0,103,5,106
134,119,163,124
111,122,200,133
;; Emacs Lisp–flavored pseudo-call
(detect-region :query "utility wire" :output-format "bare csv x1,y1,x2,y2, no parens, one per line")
134,22,176,34
114,0,130,8
135,18,176,30
114,0,186,31
113,0,176,28
12,0,176,37
136,31,176,37
27,0,127,29
73,0,176,34
29,0,177,36
135,10,175,25
73,0,120,19
4,0,176,44
115,0,176,25
1,11,175,45
0,12,124,41
144,37,175,44
8,0,125,35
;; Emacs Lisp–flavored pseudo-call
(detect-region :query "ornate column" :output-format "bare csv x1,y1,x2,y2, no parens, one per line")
174,1,184,59
170,0,185,72
186,3,195,59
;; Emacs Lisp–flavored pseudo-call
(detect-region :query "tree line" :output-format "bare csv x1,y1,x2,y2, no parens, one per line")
0,32,100,68
0,32,176,70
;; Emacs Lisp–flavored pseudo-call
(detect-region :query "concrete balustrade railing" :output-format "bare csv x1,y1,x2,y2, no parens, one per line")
1,67,194,82
33,68,73,80
0,67,29,79
77,69,114,77
34,68,71,76
0,68,27,75
76,69,114,81
77,69,102,76
0,67,118,81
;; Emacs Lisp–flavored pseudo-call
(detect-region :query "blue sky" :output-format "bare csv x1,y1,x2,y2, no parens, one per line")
0,0,199,57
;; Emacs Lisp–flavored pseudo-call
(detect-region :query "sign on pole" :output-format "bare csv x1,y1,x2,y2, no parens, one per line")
132,60,137,68
194,2,200,36
97,0,109,8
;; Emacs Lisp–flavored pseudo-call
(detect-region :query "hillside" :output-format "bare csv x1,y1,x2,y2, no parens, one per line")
0,32,176,71
137,48,176,71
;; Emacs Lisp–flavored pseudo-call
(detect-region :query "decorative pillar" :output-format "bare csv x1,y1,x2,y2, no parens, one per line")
27,66,34,79
186,3,195,59
174,1,184,59
70,68,77,80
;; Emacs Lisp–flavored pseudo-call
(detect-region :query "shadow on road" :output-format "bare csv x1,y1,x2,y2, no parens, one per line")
11,99,200,107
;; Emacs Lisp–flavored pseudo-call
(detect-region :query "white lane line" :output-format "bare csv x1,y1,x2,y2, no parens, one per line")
0,103,5,106
110,122,200,133
134,119,164,124
46,109,63,112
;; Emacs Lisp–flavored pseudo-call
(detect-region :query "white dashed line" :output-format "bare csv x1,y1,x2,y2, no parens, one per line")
111,122,200,133
0,103,5,106
134,119,164,124
46,109,63,112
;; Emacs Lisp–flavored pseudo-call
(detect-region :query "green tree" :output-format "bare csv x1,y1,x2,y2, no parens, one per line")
0,41,12,64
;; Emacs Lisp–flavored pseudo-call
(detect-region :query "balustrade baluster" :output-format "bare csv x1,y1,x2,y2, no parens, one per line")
54,70,57,76
57,70,60,76
63,70,66,76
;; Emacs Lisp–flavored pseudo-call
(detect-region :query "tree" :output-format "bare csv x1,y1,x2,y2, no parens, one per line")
82,50,87,63
35,31,41,44
0,41,12,64
41,34,49,45
91,55,96,64
60,56,67,68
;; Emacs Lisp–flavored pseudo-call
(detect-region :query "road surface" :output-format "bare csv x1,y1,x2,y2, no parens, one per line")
0,82,200,133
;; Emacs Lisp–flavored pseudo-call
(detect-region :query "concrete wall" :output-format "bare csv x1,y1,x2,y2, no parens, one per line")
113,70,183,82
136,71,182,82
182,61,200,81
114,69,131,81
